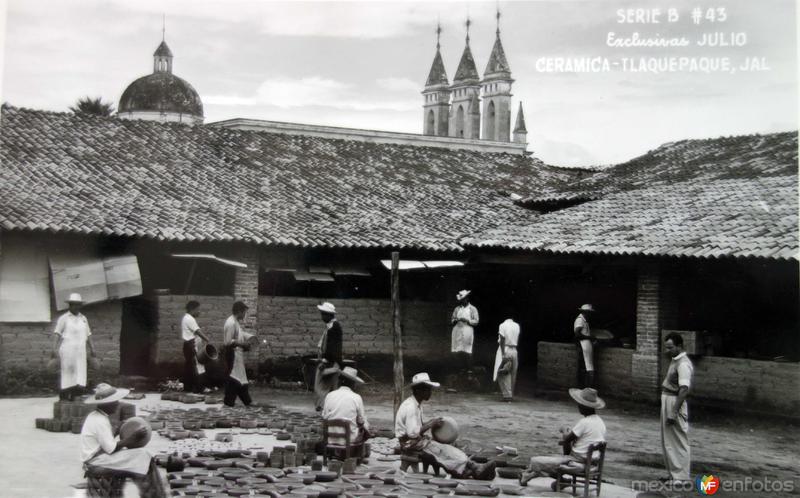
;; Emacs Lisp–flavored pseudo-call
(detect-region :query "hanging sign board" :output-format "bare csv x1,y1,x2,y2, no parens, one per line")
50,255,108,310
103,255,142,300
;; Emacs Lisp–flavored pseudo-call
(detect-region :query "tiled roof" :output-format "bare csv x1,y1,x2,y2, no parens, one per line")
465,133,799,260
523,132,797,205
0,105,573,251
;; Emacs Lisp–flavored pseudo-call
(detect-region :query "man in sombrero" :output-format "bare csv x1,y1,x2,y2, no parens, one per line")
520,387,607,486
81,383,166,497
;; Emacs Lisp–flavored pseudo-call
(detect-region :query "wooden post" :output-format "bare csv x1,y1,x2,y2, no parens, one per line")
391,251,404,424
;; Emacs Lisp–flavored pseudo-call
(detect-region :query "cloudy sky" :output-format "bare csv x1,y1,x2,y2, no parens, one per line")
0,0,796,166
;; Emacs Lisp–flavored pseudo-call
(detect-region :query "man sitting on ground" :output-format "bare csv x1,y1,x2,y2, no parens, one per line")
395,372,495,479
321,366,371,447
520,387,606,487
81,383,166,497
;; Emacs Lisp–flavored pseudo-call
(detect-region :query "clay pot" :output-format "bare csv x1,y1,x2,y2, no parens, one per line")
197,343,219,364
431,416,459,444
119,417,152,448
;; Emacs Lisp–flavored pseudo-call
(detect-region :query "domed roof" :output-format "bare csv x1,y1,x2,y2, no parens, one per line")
118,72,203,117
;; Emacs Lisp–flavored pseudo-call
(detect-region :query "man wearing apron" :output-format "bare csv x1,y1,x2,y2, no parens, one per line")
661,332,694,483
314,302,343,411
51,293,97,401
574,304,596,388
450,290,479,371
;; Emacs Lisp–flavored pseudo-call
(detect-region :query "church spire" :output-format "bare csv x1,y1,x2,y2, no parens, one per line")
425,22,449,88
153,17,173,74
452,17,479,85
513,102,528,144
484,7,511,77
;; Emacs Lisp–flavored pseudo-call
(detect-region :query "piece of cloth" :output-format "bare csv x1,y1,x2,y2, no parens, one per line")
180,313,200,341
578,339,594,372
223,315,248,385
55,311,91,389
493,319,521,381
661,393,690,481
86,448,154,477
422,439,469,476
662,352,694,392
224,376,252,407
496,348,518,399
450,304,479,354
570,414,606,459
194,335,206,376
314,363,338,412
322,386,369,446
182,339,198,392
526,454,583,477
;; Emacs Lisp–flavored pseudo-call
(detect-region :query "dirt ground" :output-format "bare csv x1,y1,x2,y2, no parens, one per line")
2,384,798,498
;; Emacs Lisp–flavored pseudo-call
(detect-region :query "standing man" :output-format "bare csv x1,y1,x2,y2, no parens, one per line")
81,383,166,497
223,301,253,407
181,301,211,393
314,302,343,411
450,290,479,371
574,304,596,388
493,313,521,402
661,332,694,484
52,293,97,401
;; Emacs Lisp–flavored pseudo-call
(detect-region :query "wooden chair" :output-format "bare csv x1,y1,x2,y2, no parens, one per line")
321,418,364,464
555,442,607,497
85,466,127,498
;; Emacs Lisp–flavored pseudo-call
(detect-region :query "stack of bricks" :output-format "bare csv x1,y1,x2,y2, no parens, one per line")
35,400,136,433
0,301,122,370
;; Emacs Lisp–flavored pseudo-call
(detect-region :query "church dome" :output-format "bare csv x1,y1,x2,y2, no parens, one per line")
117,40,203,125
119,72,203,117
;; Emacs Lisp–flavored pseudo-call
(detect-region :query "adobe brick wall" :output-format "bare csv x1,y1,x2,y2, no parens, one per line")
153,294,450,370
257,296,449,361
666,356,800,414
234,246,259,334
537,342,633,396
0,301,122,371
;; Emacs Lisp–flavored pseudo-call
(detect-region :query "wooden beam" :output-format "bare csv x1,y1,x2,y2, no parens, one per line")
391,251,404,425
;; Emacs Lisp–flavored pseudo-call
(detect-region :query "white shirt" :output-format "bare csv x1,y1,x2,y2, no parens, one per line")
570,414,606,459
498,319,520,347
395,395,423,440
80,410,116,462
181,313,200,341
574,314,590,339
55,312,92,341
322,386,369,444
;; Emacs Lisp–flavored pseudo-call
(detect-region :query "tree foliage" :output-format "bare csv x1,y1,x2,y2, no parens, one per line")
70,96,115,117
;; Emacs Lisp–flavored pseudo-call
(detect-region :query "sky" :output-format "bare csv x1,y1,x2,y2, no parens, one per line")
0,0,796,166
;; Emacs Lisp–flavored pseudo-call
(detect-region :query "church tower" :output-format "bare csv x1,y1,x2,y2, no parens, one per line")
481,10,514,142
449,19,481,140
513,102,528,144
422,24,451,137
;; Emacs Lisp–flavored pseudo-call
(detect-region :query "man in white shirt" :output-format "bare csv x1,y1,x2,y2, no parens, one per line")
81,383,166,497
395,373,495,479
520,387,607,487
223,301,254,407
181,301,211,393
661,332,694,483
322,366,370,446
574,304,596,388
493,314,521,401
51,293,97,401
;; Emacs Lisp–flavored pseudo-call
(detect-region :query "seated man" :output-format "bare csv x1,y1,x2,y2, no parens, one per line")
321,366,371,446
81,383,166,497
520,387,607,486
395,372,495,479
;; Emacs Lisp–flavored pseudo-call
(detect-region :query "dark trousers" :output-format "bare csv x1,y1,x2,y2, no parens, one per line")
182,339,198,392
224,377,252,407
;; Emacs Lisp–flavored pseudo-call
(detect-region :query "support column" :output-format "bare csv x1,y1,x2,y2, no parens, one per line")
233,245,260,369
631,264,662,402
